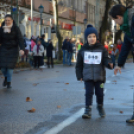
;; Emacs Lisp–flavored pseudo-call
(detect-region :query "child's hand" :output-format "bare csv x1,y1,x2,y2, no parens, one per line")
108,63,113,69
80,78,83,82
114,66,121,75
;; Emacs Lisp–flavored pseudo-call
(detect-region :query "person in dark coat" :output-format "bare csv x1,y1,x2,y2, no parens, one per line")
0,14,25,89
46,39,54,68
39,34,47,68
62,37,69,65
76,24,113,119
68,39,73,66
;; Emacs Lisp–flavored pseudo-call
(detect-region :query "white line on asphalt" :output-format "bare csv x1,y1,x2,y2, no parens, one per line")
106,80,111,83
44,108,84,134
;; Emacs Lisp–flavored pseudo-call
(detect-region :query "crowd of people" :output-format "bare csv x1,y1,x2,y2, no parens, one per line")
22,34,54,69
62,37,83,66
103,39,123,67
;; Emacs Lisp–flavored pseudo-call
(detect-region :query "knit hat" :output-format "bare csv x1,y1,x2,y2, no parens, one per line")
84,24,98,40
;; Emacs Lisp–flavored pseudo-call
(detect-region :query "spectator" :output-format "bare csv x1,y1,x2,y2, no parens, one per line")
31,36,36,51
111,44,119,67
104,41,108,51
117,39,123,53
33,40,44,69
62,37,69,65
68,38,74,66
22,38,31,62
46,39,54,68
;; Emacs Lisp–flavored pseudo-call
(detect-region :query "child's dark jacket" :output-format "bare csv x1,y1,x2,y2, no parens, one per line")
75,43,112,82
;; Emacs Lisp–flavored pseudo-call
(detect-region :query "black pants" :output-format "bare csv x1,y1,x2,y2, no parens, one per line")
34,56,42,68
84,81,104,106
47,56,53,67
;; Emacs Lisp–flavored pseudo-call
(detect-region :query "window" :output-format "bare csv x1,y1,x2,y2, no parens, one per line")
88,4,95,23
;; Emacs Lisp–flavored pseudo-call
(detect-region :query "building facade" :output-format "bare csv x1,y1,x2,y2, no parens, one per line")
0,0,106,46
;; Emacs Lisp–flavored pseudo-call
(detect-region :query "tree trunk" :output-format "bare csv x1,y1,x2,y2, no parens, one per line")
52,0,63,61
100,0,112,45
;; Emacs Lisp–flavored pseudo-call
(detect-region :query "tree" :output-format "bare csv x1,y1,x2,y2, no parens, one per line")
99,0,112,44
52,0,63,61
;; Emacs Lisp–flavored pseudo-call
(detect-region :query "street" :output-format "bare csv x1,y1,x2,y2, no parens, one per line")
0,63,134,134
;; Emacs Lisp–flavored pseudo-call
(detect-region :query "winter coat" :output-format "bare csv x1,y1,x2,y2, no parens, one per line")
68,42,73,53
76,43,112,82
40,38,47,49
31,40,36,51
33,44,44,56
62,39,68,50
0,21,25,69
46,43,54,57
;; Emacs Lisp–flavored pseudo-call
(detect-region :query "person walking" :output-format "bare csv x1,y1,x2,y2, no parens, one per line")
39,34,47,68
0,14,24,89
46,39,54,68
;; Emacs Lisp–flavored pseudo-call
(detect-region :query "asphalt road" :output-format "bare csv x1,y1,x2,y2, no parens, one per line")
0,63,134,134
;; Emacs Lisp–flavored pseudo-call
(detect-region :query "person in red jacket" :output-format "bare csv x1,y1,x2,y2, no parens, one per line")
104,41,108,51
117,39,122,53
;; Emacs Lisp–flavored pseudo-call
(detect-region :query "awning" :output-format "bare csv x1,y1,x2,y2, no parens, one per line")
19,7,53,21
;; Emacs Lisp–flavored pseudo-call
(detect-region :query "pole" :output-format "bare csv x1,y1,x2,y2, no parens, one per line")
76,24,77,41
31,0,33,36
16,0,19,26
11,0,13,15
40,13,42,36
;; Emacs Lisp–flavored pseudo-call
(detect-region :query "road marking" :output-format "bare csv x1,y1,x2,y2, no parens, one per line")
106,80,111,83
44,108,84,134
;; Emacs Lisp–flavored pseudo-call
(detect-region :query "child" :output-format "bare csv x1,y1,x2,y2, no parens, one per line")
76,25,113,119
109,4,134,123
33,40,44,68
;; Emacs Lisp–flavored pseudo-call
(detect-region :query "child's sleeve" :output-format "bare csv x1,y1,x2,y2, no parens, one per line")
103,48,113,69
75,51,83,80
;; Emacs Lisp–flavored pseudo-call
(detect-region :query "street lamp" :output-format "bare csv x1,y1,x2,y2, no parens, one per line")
83,18,88,43
38,5,44,36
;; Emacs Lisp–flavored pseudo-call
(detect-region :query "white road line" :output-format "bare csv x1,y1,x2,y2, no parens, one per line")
106,80,111,83
44,108,84,134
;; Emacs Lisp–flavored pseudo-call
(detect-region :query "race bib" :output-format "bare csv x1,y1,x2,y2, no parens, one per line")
84,52,102,64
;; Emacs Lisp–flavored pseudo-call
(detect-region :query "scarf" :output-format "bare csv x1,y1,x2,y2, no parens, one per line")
120,10,131,37
37,44,40,54
3,23,13,33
